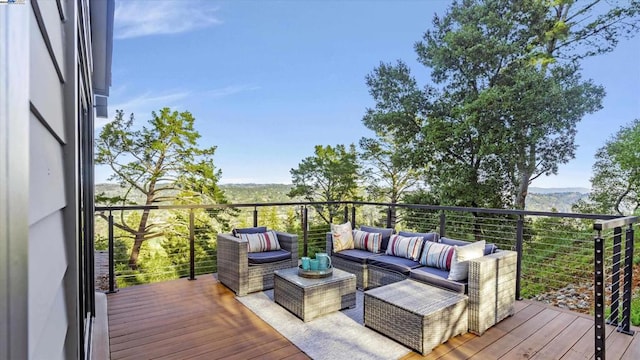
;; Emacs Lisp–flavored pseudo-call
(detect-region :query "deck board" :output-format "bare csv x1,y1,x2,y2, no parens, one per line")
107,276,639,360
107,275,310,360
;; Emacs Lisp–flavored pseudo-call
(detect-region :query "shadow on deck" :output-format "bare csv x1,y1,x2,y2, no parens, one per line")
106,275,640,359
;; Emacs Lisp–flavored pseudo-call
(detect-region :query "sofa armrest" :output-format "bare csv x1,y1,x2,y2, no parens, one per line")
217,233,248,295
467,250,517,335
326,232,334,254
276,231,299,262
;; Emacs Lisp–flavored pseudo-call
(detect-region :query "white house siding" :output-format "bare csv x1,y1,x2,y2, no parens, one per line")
28,211,68,358
1,0,110,358
28,113,66,226
28,2,72,359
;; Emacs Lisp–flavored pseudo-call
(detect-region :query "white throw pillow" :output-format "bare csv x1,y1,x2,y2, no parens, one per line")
331,222,354,252
448,240,486,281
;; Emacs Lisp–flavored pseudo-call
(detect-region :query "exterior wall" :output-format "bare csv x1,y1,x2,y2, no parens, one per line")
28,1,74,359
0,4,30,360
0,0,111,359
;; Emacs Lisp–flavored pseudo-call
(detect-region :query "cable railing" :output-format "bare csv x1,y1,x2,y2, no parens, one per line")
94,200,637,359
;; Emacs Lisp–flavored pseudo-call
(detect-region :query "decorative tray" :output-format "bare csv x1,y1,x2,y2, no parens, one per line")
298,265,333,278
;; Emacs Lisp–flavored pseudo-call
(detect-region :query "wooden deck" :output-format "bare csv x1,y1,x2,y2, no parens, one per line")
107,275,640,360
107,275,309,359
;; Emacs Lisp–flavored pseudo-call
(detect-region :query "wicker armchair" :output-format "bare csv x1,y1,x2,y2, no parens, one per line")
217,231,298,296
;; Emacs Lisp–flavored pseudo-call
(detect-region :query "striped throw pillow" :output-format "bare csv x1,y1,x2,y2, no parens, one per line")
419,241,455,270
385,235,424,261
352,230,382,253
240,230,281,253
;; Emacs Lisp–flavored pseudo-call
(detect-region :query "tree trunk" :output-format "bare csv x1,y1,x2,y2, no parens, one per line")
515,170,531,210
128,206,152,270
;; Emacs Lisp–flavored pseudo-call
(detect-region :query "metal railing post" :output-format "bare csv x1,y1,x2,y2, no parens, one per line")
515,215,524,300
107,211,117,293
386,206,392,229
253,207,258,227
608,227,622,326
344,206,349,224
351,206,356,228
439,211,446,238
620,225,635,335
594,230,605,360
302,206,308,257
189,209,196,280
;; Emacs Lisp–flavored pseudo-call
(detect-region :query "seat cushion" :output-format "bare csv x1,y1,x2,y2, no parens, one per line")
440,237,497,255
409,267,467,293
248,249,291,264
368,255,421,275
398,231,439,243
334,249,382,264
360,226,394,252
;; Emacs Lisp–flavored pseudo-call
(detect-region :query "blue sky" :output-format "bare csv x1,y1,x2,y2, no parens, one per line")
97,0,640,189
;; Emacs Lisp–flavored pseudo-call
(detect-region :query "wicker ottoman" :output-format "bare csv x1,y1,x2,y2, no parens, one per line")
274,267,356,322
364,280,468,354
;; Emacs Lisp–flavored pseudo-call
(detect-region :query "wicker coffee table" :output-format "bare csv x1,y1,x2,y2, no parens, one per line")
274,267,356,322
364,279,468,354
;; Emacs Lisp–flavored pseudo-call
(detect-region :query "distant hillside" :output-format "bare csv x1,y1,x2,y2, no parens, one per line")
525,192,589,213
96,183,588,213
220,184,294,203
529,187,590,194
95,183,295,205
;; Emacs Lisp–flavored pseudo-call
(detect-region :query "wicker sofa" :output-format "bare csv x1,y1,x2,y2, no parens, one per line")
217,230,298,296
326,227,517,335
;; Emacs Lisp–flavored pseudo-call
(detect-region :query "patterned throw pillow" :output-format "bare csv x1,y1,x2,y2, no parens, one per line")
239,230,281,253
385,234,424,261
352,230,382,253
448,240,485,281
419,241,455,270
331,222,354,252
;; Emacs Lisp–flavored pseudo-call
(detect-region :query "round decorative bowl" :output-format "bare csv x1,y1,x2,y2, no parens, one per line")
298,265,333,278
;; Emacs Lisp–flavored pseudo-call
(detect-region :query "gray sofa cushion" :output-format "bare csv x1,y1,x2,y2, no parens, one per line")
334,249,382,264
233,226,268,237
248,249,291,264
360,226,394,252
440,237,497,255
409,266,466,294
398,231,439,243
368,255,422,275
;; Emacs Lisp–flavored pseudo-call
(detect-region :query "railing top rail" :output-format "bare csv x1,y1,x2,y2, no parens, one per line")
593,216,639,231
95,200,622,221
349,201,621,220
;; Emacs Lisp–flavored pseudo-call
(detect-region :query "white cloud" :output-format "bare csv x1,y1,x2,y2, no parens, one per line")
114,0,222,39
208,85,260,98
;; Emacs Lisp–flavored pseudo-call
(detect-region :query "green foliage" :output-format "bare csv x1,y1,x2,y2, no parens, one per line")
95,107,230,269
359,136,423,228
363,0,635,211
575,119,640,215
288,144,360,224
